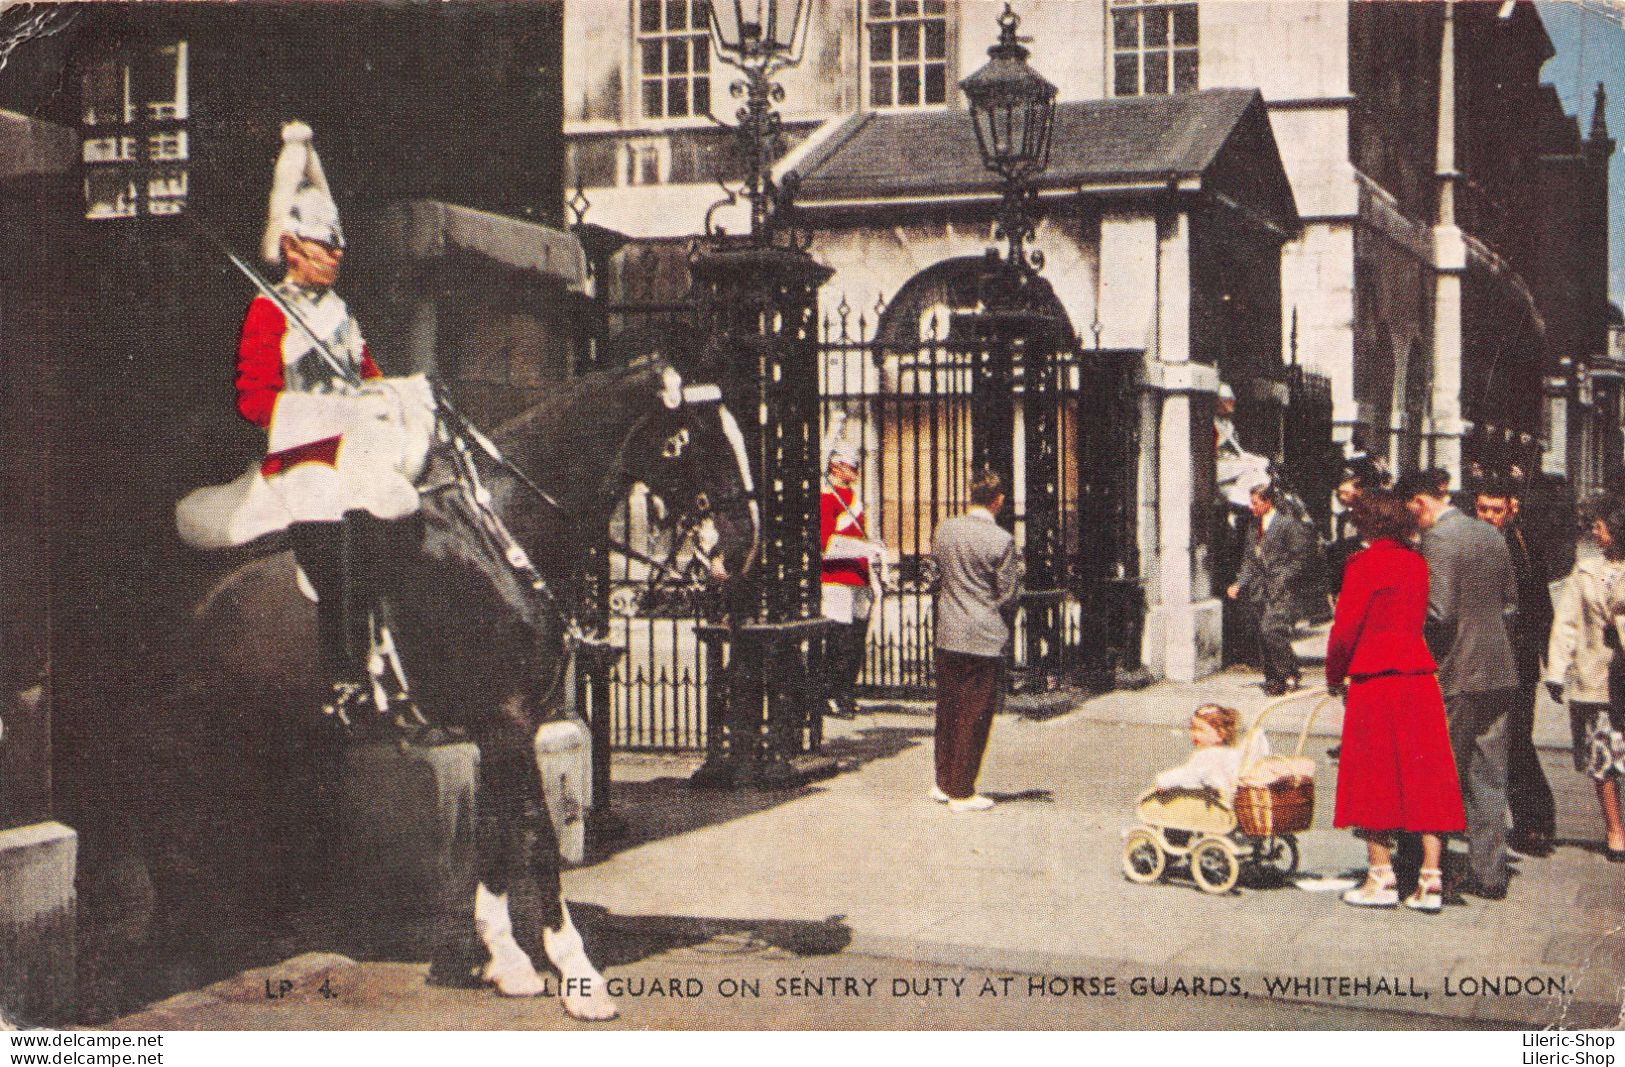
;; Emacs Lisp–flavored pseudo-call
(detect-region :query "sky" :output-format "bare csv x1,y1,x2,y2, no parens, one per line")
1538,0,1625,311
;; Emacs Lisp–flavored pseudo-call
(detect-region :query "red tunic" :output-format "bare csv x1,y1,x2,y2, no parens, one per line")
236,293,382,476
820,485,869,587
1325,538,1466,833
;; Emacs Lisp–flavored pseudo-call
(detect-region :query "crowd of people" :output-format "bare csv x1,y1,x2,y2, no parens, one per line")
1297,464,1624,906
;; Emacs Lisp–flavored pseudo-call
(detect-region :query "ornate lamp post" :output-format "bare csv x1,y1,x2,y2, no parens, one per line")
960,4,1058,305
958,6,1069,692
690,0,835,788
705,0,812,243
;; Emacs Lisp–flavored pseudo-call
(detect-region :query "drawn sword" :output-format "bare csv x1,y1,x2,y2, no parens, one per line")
188,217,361,388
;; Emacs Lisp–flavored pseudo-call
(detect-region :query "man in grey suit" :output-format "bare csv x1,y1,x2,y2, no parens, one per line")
1397,470,1519,899
1226,482,1316,695
930,468,1021,813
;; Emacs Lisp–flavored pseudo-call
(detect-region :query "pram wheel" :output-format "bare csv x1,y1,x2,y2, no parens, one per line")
1190,837,1240,894
1122,829,1166,884
1255,834,1300,878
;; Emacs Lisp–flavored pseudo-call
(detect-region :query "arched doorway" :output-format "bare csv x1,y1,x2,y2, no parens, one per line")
823,257,1141,695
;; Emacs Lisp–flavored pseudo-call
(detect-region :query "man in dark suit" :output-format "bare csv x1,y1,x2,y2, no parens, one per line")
1227,482,1316,695
1398,470,1519,899
930,468,1022,813
1476,481,1556,858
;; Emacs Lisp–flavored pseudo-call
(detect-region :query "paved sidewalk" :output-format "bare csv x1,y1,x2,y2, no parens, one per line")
117,638,1625,1030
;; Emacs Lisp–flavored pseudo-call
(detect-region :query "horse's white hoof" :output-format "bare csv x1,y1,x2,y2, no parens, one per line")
483,960,549,998
561,977,618,1022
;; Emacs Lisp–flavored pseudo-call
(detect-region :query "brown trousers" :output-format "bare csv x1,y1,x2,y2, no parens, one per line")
934,649,1005,799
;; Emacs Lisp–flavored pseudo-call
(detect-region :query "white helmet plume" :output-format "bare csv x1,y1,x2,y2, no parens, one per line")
261,120,344,265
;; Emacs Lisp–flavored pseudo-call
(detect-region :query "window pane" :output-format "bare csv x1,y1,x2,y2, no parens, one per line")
668,77,689,115
1114,54,1139,96
924,62,945,104
642,39,664,75
1174,6,1198,45
1174,49,1198,92
644,78,664,117
640,0,661,32
695,36,709,71
668,38,689,73
85,169,136,219
924,0,945,13
694,76,710,114
1112,10,1138,49
82,58,122,126
898,22,920,60
898,64,920,106
897,0,919,15
1147,8,1171,47
871,69,893,107
869,0,891,18
870,27,893,61
1144,51,1169,94
692,0,710,27
667,0,686,30
924,19,945,59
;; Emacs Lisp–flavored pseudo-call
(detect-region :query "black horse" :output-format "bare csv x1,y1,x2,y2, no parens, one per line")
177,361,756,1020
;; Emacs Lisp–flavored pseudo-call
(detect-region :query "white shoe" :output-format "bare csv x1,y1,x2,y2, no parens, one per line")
1341,867,1399,908
948,794,995,813
930,785,951,803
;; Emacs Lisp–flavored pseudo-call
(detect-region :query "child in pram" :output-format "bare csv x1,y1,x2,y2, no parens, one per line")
1154,704,1270,801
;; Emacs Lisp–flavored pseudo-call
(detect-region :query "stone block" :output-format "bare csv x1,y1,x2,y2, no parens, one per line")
335,741,478,956
0,821,76,1026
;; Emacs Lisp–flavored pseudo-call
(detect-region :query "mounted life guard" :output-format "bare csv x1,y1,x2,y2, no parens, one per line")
194,120,433,725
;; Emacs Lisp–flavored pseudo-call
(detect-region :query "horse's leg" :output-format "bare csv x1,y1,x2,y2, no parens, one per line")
472,745,617,1020
472,754,550,998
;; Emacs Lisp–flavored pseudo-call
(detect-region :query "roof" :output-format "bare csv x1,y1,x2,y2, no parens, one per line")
378,200,587,292
790,89,1297,231
0,110,75,181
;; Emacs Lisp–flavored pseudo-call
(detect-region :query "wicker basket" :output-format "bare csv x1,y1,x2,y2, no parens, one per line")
1235,773,1314,837
1233,692,1338,838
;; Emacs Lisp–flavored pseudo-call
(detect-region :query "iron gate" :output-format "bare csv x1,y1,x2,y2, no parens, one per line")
818,303,1142,700
589,296,1142,749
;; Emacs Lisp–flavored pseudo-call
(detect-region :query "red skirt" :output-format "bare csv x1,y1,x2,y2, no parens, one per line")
1333,672,1466,834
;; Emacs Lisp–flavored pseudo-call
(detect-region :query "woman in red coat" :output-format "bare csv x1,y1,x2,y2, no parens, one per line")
1325,491,1466,912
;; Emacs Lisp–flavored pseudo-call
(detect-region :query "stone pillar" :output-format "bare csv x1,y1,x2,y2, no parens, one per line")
1427,1,1465,482
689,244,837,788
336,742,478,960
0,822,76,1026
1140,212,1222,682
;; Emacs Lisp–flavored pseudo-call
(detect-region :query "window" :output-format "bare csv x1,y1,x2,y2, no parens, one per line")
625,139,667,186
1110,0,1197,97
637,0,711,121
81,40,189,218
866,0,948,109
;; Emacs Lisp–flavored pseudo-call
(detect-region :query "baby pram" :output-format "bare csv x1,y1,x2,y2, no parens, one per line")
1120,688,1335,894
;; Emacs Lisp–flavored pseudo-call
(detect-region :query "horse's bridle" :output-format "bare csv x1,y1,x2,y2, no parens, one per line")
432,382,750,621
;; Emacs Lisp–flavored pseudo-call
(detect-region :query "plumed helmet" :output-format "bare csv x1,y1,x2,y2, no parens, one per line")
261,120,344,264
828,441,861,469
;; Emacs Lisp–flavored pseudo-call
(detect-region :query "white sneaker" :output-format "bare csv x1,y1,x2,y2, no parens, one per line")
930,785,951,803
948,794,995,813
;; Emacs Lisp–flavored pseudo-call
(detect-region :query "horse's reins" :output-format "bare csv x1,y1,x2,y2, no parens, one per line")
431,381,745,614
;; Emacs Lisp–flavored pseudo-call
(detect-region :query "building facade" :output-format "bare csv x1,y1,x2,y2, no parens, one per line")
562,0,1610,681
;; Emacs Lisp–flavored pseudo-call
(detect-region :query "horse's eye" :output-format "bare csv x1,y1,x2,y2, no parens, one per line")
662,427,690,459
694,491,710,512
